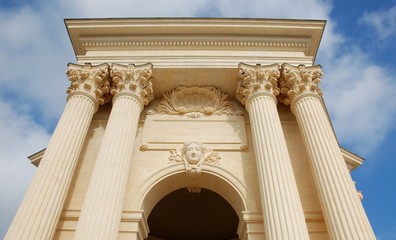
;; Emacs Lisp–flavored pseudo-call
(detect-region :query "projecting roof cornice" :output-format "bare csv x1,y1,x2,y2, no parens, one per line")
65,18,326,67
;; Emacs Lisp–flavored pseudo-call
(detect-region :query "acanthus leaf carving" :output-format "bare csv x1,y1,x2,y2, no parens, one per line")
237,63,280,106
66,63,111,105
110,63,154,106
279,63,323,105
155,86,235,118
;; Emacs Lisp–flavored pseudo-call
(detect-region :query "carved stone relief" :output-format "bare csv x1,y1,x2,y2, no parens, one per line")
66,63,111,105
168,141,221,175
279,63,323,105
236,63,280,106
154,85,240,118
141,85,248,151
110,63,154,106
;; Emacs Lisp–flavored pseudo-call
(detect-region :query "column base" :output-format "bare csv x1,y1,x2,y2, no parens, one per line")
239,211,265,240
53,210,149,240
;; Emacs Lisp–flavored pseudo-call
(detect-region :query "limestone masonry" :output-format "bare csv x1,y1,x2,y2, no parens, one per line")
5,18,375,240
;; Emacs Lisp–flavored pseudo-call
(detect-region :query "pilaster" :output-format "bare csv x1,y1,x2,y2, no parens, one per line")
5,63,110,240
237,63,309,240
74,63,153,240
279,63,376,239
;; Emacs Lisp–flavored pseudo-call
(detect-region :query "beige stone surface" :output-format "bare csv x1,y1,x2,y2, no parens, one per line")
7,18,374,240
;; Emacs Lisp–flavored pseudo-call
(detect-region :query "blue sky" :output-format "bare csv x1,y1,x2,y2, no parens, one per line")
0,0,395,239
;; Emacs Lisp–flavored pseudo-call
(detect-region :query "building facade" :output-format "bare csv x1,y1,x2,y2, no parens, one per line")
5,18,375,240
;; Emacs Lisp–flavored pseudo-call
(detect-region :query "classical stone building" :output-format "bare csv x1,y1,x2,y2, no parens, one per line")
5,18,375,240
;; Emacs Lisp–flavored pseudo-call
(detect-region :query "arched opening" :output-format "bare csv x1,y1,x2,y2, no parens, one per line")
131,167,259,239
147,188,239,240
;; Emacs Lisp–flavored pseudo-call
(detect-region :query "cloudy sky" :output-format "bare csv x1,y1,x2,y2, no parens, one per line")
1,0,395,239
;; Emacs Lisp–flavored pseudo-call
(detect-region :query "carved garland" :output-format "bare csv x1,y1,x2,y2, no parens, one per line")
155,85,235,118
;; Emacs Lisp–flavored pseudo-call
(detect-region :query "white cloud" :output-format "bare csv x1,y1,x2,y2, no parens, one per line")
0,100,50,236
360,4,396,40
211,0,331,19
59,0,212,17
0,5,74,123
0,7,42,48
57,0,332,19
321,48,396,154
0,4,70,237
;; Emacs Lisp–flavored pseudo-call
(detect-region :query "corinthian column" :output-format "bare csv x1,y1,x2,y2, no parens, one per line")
74,63,154,240
5,63,110,240
237,63,309,240
279,63,375,239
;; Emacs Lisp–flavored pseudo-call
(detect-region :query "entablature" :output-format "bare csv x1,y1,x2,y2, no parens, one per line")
65,18,325,68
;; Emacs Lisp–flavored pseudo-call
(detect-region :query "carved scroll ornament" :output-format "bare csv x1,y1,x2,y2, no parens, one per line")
155,86,235,118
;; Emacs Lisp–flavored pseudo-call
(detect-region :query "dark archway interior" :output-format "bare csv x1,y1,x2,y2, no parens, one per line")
147,188,239,240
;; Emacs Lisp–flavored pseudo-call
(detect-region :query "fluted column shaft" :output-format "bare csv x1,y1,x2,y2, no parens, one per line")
293,95,375,239
281,63,375,239
73,95,141,239
237,63,309,240
74,63,153,240
5,63,110,240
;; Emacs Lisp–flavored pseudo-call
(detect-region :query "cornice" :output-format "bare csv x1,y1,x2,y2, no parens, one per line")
27,148,45,167
65,18,325,65
341,148,364,171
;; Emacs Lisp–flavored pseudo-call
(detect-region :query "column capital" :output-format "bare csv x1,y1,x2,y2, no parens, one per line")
279,63,323,105
110,63,154,109
66,63,111,108
236,63,280,107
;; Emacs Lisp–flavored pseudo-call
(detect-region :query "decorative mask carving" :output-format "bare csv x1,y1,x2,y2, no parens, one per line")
185,142,203,164
168,141,221,174
155,86,235,118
